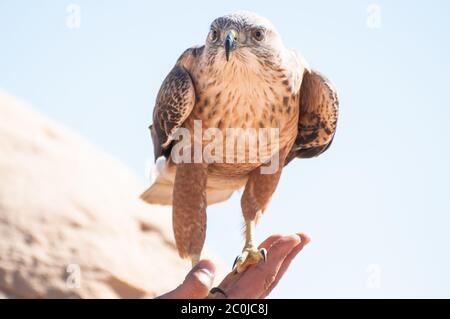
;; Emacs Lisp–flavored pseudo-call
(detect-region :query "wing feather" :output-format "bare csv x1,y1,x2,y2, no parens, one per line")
286,70,339,165
150,53,197,161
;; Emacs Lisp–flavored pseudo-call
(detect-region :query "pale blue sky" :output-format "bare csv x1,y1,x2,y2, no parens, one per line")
1,0,450,298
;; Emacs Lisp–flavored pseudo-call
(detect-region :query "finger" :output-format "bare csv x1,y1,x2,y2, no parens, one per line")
215,270,240,295
216,233,285,295
259,234,301,274
258,233,284,250
260,232,311,298
157,260,216,299
226,234,301,299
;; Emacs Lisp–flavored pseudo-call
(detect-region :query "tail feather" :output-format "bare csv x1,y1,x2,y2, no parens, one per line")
140,158,235,206
140,181,235,206
140,179,174,206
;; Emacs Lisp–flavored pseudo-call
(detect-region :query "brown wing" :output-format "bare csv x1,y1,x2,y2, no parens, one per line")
150,52,197,161
285,70,339,165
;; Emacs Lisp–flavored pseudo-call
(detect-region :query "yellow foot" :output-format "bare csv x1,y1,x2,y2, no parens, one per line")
232,247,267,273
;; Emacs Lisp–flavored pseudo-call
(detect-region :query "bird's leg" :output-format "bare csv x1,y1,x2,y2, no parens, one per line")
233,217,267,273
173,163,208,267
191,255,200,268
233,149,287,273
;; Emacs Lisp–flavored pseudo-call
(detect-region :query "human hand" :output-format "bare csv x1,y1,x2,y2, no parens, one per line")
157,233,311,299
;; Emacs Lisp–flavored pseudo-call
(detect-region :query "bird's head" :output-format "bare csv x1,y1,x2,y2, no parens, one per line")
204,11,285,68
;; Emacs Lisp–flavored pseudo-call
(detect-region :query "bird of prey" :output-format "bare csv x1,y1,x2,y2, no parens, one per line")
141,11,339,273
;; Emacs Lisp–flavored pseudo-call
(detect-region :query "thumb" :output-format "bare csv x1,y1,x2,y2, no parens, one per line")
158,260,216,299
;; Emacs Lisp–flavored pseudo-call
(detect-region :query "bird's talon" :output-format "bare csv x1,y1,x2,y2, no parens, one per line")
232,255,240,271
260,248,267,263
233,247,265,273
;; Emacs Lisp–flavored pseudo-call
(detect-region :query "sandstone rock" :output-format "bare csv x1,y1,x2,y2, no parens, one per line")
0,91,216,298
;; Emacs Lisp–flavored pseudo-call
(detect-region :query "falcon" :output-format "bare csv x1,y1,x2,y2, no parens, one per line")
141,11,339,273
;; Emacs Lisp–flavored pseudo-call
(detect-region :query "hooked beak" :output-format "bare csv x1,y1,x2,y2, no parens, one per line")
224,30,237,62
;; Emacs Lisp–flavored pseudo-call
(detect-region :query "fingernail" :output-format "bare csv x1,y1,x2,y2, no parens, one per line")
195,269,214,288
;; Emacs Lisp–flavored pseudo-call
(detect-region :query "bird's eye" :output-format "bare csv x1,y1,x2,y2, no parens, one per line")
253,29,265,41
209,30,219,42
